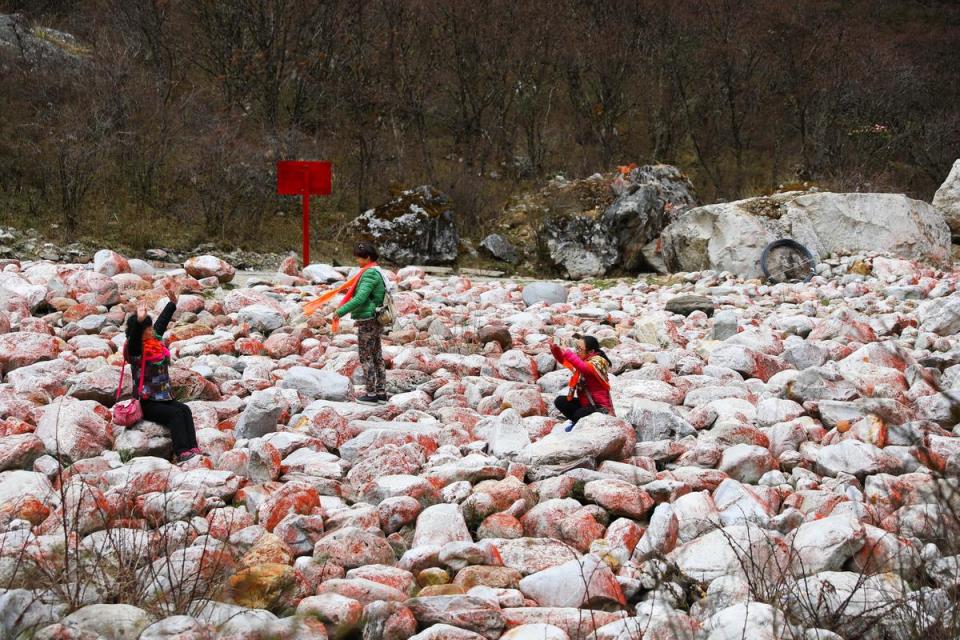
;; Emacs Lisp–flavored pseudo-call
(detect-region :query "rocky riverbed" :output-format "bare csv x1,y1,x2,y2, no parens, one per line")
2,249,960,639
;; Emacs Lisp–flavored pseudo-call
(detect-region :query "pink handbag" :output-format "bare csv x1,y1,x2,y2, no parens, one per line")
112,355,145,426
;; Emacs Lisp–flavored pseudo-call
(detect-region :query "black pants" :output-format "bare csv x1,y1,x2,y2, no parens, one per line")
554,395,606,424
141,400,199,454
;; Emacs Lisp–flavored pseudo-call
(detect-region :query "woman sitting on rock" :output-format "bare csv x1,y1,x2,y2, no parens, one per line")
547,333,614,431
124,280,203,462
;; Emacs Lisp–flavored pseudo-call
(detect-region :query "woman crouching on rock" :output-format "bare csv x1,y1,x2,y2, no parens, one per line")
547,333,615,432
124,280,203,462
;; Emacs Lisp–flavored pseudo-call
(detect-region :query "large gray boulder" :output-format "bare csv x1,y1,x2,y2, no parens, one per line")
0,14,89,67
480,234,521,265
537,215,618,279
933,159,960,235
521,282,568,307
662,191,951,277
352,186,459,265
234,389,286,439
602,164,698,271
537,165,697,278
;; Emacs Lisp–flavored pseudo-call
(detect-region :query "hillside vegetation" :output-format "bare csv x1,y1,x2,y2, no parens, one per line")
0,0,958,258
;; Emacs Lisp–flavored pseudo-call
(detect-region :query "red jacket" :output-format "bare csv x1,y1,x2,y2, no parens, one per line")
550,343,613,410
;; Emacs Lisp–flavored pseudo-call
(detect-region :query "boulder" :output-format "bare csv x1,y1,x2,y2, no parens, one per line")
0,433,45,471
815,440,902,479
303,264,345,284
280,367,352,401
789,516,866,575
662,191,950,276
667,525,786,586
405,595,505,640
665,294,715,317
35,396,113,462
0,272,47,311
704,603,794,640
478,325,512,351
521,282,568,307
314,527,396,570
352,186,459,265
0,333,60,375
518,554,625,608
933,159,960,234
238,305,285,334
184,255,236,283
537,215,619,279
601,164,697,272
480,234,521,265
501,624,569,640
60,604,153,639
517,414,635,469
413,504,472,548
235,389,286,439
93,250,130,277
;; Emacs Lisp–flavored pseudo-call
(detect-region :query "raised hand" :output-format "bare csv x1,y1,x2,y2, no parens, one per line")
163,279,179,303
137,301,148,322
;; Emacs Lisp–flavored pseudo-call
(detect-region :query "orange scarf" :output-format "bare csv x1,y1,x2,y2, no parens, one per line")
303,264,375,332
142,335,170,363
563,355,611,401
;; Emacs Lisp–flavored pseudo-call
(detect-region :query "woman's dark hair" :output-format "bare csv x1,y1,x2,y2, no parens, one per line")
574,333,612,365
125,313,153,358
353,241,379,261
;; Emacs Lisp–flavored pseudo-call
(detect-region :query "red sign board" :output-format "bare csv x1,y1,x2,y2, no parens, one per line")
277,161,332,196
276,161,333,266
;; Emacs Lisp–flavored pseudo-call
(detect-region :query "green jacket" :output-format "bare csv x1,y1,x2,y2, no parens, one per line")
336,268,386,320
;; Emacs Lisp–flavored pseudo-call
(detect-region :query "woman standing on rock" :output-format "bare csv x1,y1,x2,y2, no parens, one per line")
124,280,203,462
547,333,615,431
329,241,389,405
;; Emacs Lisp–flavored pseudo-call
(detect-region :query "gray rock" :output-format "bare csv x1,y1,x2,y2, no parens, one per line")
61,604,153,639
139,616,215,639
704,603,796,640
478,325,512,350
815,440,903,479
279,366,352,401
234,389,285,439
352,186,459,265
114,422,173,461
712,310,738,340
237,304,285,334
933,159,960,234
0,589,68,639
662,191,950,276
625,399,696,441
517,413,634,468
665,294,715,317
0,14,89,67
783,341,829,370
917,293,960,336
405,596,505,640
521,282,568,306
518,554,625,608
303,263,344,284
537,215,620,279
480,234,521,264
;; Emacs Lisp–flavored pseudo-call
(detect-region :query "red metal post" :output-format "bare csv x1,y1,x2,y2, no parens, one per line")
302,192,310,266
276,161,331,268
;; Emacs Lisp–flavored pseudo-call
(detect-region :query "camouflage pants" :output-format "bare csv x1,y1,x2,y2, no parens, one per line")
357,319,386,395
